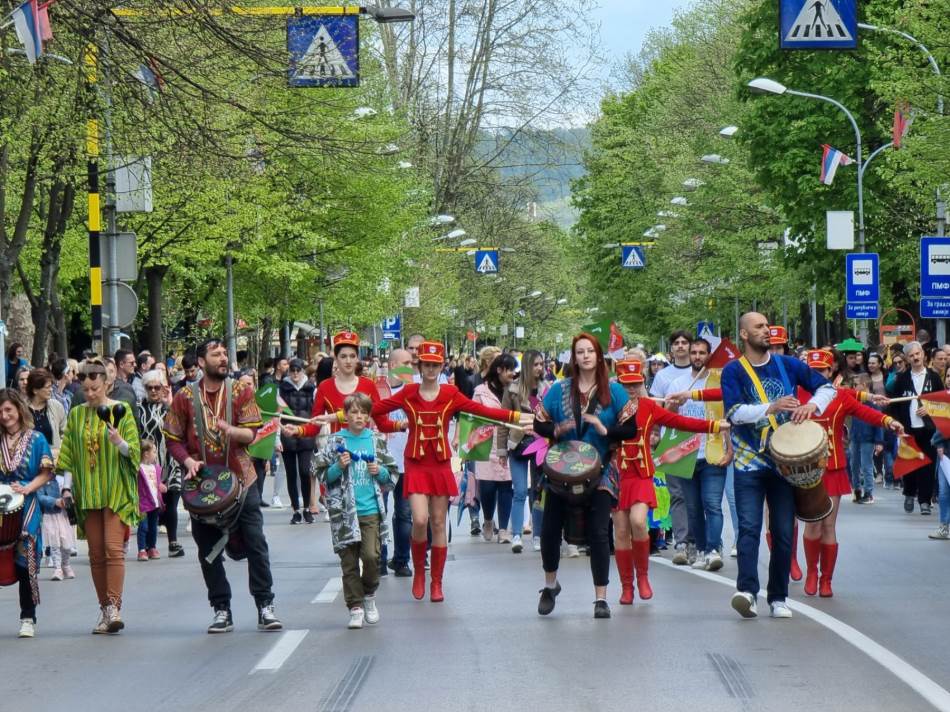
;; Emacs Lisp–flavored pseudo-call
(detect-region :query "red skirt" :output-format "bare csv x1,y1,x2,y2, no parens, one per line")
403,460,459,497
618,475,657,511
823,468,852,497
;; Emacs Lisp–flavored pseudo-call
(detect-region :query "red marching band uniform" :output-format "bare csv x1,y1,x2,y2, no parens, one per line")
610,360,722,603
801,349,897,597
370,341,521,602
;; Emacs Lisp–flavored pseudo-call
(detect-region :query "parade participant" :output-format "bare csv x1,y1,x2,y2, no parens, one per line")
279,358,317,525
135,439,164,561
768,326,788,355
649,330,693,564
164,339,282,634
532,334,628,619
357,341,529,603
57,358,141,634
139,370,185,558
886,341,941,515
800,350,903,597
0,390,54,638
721,313,835,620
41,471,76,582
383,349,413,577
313,393,396,629
587,359,726,605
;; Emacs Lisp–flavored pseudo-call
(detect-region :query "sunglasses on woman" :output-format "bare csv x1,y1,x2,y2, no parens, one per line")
77,371,106,382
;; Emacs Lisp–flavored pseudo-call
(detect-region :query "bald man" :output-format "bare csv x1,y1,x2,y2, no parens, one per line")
385,349,414,577
721,312,836,620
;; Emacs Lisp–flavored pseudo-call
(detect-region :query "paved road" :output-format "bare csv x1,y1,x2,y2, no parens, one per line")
2,484,949,712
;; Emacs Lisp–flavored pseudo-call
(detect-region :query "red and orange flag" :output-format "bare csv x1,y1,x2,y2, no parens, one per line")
894,436,932,479
920,391,950,439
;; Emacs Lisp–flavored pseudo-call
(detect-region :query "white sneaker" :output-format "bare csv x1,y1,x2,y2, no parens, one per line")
566,544,580,558
18,619,35,638
348,607,365,629
706,549,724,572
691,551,707,570
769,600,793,619
731,591,757,619
482,520,495,542
270,496,285,509
672,544,688,565
51,568,64,581
730,544,738,558
363,596,380,625
322,510,330,522
511,535,523,553
498,528,512,544
532,537,541,552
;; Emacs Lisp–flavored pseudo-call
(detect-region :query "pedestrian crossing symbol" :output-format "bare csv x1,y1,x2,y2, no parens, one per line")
474,249,499,274
287,15,360,88
621,245,646,269
780,0,857,50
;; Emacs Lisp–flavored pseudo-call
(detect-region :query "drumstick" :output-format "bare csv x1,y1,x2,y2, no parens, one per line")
886,396,923,404
261,411,313,424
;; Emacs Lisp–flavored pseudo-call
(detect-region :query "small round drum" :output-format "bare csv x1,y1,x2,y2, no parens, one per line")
182,465,241,516
0,483,25,587
543,440,602,504
769,420,833,522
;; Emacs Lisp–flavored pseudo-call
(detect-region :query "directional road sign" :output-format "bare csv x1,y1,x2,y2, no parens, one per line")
846,253,878,303
921,237,950,298
779,0,857,50
287,15,359,87
845,303,879,320
475,249,499,274
921,299,950,319
621,245,646,269
381,315,401,342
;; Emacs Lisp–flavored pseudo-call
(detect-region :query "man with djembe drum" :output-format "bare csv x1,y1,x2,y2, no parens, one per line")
721,313,836,620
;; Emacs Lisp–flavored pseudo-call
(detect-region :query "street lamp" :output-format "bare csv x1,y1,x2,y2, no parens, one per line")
353,106,377,119
377,143,400,155
683,178,704,191
719,125,738,138
701,154,730,165
671,196,688,206
364,5,416,23
430,214,455,226
435,228,466,241
556,298,568,305
458,238,477,247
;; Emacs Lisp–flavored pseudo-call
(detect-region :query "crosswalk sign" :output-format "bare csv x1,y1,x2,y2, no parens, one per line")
287,15,360,87
475,250,499,274
780,0,857,50
621,245,646,269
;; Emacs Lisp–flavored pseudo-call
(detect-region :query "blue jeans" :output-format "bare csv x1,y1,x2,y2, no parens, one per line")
938,458,950,526
725,464,738,540
849,439,876,496
390,476,412,566
682,459,727,553
508,453,542,537
479,480,513,530
137,509,159,551
734,467,795,603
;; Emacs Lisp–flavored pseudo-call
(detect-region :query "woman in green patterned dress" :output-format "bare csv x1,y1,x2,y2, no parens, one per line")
57,358,140,634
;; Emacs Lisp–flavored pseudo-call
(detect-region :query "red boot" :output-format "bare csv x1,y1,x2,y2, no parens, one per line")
819,542,838,598
632,539,653,600
615,549,634,605
429,546,447,602
410,539,427,600
802,537,821,596
790,522,803,582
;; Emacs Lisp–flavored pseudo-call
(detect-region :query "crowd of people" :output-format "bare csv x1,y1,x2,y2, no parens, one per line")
1,316,946,637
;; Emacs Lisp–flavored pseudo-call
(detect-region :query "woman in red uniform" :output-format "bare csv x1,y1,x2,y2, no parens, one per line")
585,360,728,604
370,341,532,602
801,349,903,597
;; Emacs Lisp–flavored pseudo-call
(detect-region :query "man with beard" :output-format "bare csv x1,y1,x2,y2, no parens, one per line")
164,338,282,634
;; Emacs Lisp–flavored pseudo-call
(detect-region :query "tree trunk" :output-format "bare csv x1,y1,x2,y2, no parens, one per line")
145,265,168,357
259,317,273,366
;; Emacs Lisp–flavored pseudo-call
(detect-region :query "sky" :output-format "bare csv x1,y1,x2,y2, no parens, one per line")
590,0,695,65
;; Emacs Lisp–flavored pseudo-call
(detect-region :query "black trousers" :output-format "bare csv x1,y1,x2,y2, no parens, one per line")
253,458,267,497
903,427,937,504
541,488,612,587
16,564,35,622
161,489,181,544
190,484,274,610
282,449,313,512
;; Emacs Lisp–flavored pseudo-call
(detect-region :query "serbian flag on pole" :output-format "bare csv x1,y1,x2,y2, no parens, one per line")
11,0,44,64
921,391,950,438
892,102,912,149
894,436,932,479
819,144,854,185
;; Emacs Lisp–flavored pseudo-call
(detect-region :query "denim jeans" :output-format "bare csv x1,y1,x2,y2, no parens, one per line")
390,476,412,566
733,467,795,603
725,464,738,541
849,440,876,496
508,453,540,537
938,457,950,526
137,509,159,551
682,459,727,553
479,480,513,530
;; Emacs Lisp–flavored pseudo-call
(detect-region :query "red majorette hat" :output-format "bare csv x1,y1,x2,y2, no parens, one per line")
333,331,360,350
418,341,445,364
806,349,834,370
616,359,644,384
769,326,788,345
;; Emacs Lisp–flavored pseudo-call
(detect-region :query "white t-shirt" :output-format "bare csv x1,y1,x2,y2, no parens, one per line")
670,369,710,460
910,369,927,429
649,362,692,399
386,382,409,473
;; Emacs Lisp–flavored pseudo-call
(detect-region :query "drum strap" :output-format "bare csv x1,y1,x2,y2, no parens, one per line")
738,356,779,451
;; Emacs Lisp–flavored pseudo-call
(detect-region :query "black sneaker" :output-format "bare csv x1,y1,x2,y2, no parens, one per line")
208,608,233,634
392,563,413,577
852,488,863,503
257,604,283,631
168,543,185,558
290,511,302,525
303,510,314,524
921,502,932,515
904,496,915,513
470,521,481,536
538,582,561,616
260,500,270,508
378,561,389,577
594,599,611,619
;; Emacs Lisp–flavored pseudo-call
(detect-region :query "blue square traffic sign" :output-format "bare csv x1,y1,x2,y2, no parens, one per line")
779,0,857,50
381,315,401,341
920,237,950,298
287,15,360,88
845,253,878,303
921,299,950,319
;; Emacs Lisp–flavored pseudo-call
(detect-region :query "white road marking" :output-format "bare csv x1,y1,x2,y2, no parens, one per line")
654,558,950,711
312,576,343,603
250,629,309,674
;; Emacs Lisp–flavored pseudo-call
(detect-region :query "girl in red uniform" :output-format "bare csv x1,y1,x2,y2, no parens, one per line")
585,360,728,604
801,349,903,597
369,341,532,602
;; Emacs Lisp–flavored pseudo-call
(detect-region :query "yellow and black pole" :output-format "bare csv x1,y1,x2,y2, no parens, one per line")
84,42,103,348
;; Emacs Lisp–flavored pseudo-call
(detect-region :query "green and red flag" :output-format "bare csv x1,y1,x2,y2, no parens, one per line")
248,383,290,460
582,319,624,358
652,428,701,478
457,412,495,462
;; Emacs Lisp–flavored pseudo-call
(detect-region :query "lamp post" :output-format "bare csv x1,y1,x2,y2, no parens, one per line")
748,77,867,341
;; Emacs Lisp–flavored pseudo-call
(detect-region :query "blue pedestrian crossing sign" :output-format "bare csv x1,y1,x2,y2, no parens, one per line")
621,245,646,269
287,15,359,88
475,250,499,274
381,315,401,341
779,0,857,50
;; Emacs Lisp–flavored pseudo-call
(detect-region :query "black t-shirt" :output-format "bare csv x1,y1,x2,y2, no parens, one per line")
31,405,53,446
